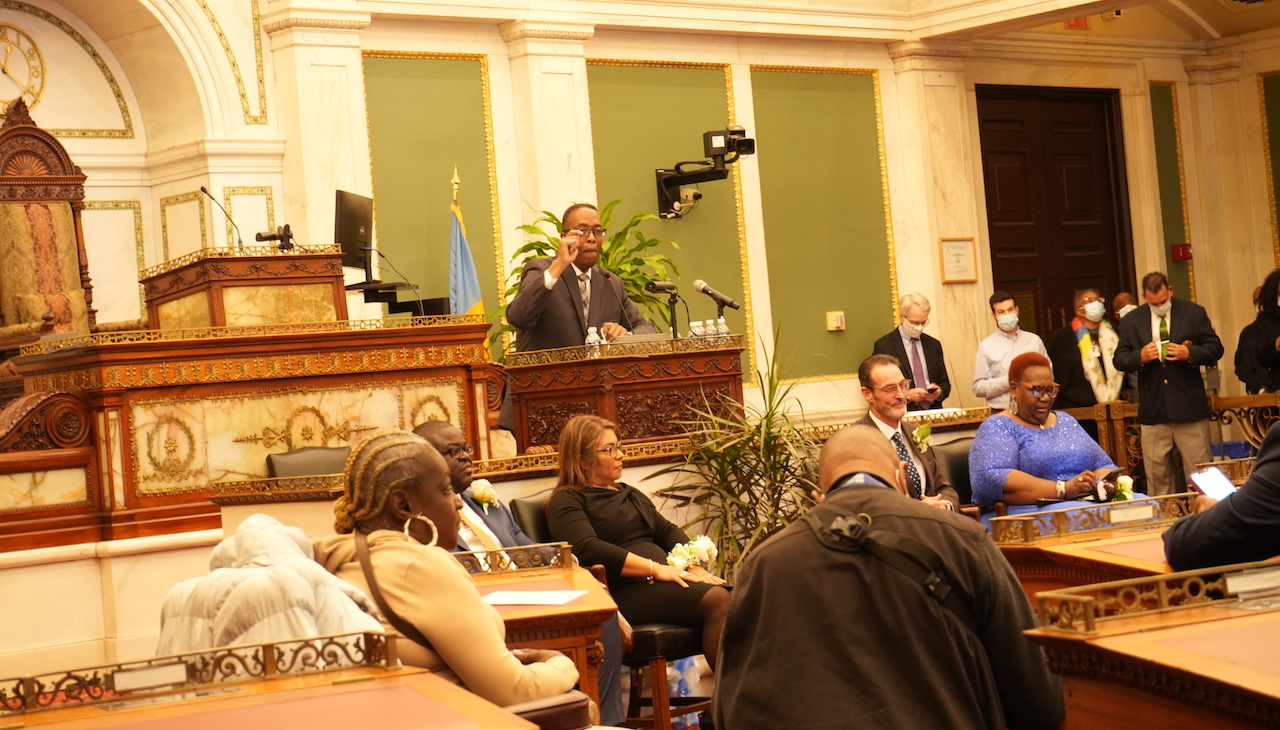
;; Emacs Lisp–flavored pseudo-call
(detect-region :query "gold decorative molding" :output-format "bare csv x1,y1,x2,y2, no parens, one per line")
159,191,206,262
505,335,743,368
1260,72,1280,268
140,243,340,279
195,0,268,125
886,39,973,61
223,186,276,247
359,51,503,322
1183,53,1243,85
0,0,133,137
20,314,483,354
83,199,146,313
1150,81,1196,300
749,65,898,382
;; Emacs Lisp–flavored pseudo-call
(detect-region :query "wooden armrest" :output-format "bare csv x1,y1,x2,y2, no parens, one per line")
504,689,594,730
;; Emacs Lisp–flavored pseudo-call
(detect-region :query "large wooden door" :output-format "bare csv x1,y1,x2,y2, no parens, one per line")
977,86,1135,337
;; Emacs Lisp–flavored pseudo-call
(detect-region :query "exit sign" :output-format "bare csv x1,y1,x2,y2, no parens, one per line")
1064,17,1091,30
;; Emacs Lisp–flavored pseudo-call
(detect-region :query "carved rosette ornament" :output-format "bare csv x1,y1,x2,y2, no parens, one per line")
0,391,90,452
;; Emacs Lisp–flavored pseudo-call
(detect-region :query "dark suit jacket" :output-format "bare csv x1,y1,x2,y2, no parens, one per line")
1163,423,1280,570
1249,311,1280,393
872,330,950,410
1113,298,1223,424
1235,320,1266,394
855,413,961,509
453,489,535,552
506,257,657,352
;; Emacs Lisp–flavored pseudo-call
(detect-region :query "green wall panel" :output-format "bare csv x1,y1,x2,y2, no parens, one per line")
586,63,749,372
1265,73,1280,270
1148,83,1191,298
364,56,498,315
752,69,893,380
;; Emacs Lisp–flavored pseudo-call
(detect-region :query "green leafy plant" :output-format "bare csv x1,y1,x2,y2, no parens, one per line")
487,200,680,360
649,335,818,580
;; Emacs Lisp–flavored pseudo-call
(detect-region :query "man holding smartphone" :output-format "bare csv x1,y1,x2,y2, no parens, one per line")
872,292,951,411
1164,424,1280,571
1114,272,1223,496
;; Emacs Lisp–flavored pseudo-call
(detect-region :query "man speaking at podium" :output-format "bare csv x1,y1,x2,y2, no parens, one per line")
507,203,656,352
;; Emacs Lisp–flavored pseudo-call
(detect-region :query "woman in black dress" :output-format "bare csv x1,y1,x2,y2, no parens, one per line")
547,415,730,667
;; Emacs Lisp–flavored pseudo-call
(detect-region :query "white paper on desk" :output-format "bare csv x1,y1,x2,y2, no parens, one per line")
482,590,588,606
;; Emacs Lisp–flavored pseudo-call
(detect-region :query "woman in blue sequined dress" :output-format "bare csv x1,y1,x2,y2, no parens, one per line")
970,352,1118,528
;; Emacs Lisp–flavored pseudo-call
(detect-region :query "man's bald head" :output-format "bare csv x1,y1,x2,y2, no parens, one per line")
818,425,907,495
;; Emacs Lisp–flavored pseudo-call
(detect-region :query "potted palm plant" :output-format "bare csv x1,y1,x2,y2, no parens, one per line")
487,200,679,360
649,337,818,580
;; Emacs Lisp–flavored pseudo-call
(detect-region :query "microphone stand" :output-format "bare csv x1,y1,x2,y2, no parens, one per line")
667,291,680,339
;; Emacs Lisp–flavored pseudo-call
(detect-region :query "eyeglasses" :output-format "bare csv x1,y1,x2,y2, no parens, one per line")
593,444,624,458
1017,382,1060,399
873,379,912,396
441,443,474,460
568,226,607,239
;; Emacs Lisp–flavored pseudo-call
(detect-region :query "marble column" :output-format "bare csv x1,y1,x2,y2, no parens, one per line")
1182,53,1260,390
501,20,597,227
889,39,986,408
262,2,372,252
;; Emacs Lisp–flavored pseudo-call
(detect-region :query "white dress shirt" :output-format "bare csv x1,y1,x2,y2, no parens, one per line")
868,410,926,490
971,328,1048,409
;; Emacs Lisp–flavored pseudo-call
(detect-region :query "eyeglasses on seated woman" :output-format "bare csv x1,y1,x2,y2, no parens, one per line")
968,352,1141,529
311,428,580,707
546,414,731,670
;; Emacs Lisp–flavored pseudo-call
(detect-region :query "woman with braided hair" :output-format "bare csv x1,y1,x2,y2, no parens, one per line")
312,429,579,706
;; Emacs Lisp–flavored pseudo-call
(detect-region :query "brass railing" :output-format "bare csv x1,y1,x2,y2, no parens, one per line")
505,334,745,367
453,542,575,574
1035,560,1280,634
990,494,1196,545
0,631,394,716
139,244,345,279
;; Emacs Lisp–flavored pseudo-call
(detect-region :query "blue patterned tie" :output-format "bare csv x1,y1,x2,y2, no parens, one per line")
891,432,923,497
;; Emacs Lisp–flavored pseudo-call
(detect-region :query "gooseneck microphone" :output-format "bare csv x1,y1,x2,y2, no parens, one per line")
693,279,740,310
603,273,637,333
200,186,244,247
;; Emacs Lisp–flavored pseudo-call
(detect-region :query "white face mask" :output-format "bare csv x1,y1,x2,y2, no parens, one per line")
900,321,924,339
996,313,1019,332
1152,300,1172,318
1117,304,1137,319
1082,300,1106,323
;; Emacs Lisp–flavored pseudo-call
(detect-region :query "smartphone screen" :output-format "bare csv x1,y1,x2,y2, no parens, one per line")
1190,467,1238,501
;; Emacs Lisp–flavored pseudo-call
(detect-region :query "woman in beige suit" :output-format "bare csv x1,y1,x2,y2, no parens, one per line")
313,429,579,706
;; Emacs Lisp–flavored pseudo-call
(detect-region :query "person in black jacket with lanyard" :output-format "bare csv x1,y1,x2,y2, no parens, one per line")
1114,272,1224,496
1250,269,1280,395
871,292,951,410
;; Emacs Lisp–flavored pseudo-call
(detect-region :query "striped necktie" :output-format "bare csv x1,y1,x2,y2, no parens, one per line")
458,508,509,570
578,272,590,322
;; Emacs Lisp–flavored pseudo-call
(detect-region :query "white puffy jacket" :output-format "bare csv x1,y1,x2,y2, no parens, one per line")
156,514,383,655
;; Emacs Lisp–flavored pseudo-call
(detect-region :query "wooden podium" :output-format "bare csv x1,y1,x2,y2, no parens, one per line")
504,336,744,452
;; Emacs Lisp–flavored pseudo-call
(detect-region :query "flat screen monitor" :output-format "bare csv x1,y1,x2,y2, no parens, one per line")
334,190,373,270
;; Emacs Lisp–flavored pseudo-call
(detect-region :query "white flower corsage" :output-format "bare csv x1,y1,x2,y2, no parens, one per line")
1112,474,1134,502
667,535,718,571
912,423,932,453
472,479,497,515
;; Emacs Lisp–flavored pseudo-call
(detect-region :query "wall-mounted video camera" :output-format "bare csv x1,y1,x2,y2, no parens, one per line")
655,126,755,219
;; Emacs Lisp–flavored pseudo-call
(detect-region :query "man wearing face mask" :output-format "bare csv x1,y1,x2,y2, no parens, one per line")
1114,272,1224,496
1047,289,1124,441
972,290,1048,409
872,292,951,411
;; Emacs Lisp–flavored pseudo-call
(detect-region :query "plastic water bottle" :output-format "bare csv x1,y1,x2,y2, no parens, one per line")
715,316,729,344
688,321,705,339
584,327,602,358
704,320,716,343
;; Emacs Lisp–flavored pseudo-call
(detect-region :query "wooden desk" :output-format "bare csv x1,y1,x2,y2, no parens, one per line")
1001,529,1173,601
1028,607,1280,728
472,566,618,706
18,666,535,729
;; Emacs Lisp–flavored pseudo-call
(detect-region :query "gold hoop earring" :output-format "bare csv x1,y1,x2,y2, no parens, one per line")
404,514,438,547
